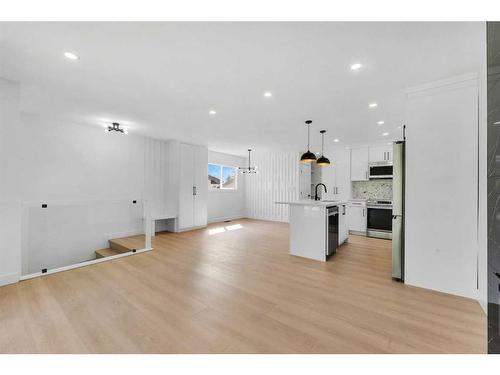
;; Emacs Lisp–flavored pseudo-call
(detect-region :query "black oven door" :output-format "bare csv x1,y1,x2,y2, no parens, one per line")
367,207,392,231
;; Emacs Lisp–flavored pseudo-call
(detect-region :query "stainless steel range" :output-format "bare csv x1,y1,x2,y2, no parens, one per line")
366,199,393,239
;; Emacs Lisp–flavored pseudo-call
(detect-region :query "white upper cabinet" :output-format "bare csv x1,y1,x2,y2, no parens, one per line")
315,148,351,201
369,145,392,163
178,143,208,230
350,147,369,181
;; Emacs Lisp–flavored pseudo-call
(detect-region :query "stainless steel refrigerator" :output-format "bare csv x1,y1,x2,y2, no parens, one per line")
392,141,405,280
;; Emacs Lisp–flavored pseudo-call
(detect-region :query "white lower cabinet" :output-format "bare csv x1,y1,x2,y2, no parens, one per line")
339,203,349,245
178,143,208,231
347,202,367,233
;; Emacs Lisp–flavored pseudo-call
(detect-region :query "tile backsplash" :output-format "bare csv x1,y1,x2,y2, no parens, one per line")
352,179,393,200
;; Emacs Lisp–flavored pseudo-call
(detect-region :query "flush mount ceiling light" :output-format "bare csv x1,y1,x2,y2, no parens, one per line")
209,110,217,115
382,132,389,136
316,130,331,166
64,51,79,60
377,121,385,125
333,138,340,143
239,149,258,174
105,122,128,134
263,92,273,97
300,120,317,163
368,102,378,108
350,63,362,71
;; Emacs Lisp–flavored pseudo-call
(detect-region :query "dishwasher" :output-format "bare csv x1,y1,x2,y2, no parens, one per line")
327,206,339,257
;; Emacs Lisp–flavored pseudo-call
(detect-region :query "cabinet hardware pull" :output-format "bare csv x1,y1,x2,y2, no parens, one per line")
193,186,197,196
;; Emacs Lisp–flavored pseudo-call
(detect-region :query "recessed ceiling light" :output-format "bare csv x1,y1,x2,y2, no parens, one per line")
369,103,378,108
377,121,385,125
263,92,272,97
350,63,362,71
333,139,340,143
209,110,217,115
64,52,79,60
382,132,389,136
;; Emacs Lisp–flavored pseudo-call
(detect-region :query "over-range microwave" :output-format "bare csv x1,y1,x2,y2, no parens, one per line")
369,161,393,179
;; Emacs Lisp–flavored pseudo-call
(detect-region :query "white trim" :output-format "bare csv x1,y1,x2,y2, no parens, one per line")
20,248,153,281
0,272,20,286
208,215,245,224
176,225,207,233
404,72,478,94
243,215,289,223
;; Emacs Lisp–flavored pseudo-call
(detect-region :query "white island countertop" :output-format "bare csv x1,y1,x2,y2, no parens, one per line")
276,200,347,207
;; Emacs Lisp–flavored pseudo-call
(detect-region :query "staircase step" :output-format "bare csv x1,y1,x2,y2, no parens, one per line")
95,248,122,259
108,238,137,253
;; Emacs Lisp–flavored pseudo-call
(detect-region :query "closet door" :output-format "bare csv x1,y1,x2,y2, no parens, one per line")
178,143,195,230
193,145,208,227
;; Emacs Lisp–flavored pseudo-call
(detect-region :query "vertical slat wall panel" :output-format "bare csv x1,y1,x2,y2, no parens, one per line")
245,152,299,222
144,138,180,220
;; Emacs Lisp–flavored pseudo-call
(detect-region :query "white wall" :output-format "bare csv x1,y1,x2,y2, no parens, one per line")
208,150,246,223
477,23,487,313
404,74,480,300
0,86,147,281
0,78,22,285
245,152,299,222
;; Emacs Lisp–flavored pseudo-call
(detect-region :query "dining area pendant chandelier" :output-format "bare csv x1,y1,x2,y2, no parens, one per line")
300,120,317,163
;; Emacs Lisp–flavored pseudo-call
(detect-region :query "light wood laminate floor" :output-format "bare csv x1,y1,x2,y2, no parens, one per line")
0,219,486,353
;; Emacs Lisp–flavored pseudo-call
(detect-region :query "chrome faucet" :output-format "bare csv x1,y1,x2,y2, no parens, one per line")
314,183,327,201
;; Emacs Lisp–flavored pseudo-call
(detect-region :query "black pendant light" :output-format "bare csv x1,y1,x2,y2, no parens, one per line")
316,130,331,166
300,120,317,163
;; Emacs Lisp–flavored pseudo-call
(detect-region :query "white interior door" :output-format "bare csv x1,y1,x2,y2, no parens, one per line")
178,143,194,230
405,76,478,299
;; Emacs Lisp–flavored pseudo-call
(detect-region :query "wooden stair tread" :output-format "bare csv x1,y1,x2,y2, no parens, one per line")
95,248,122,259
108,239,136,253
108,235,145,252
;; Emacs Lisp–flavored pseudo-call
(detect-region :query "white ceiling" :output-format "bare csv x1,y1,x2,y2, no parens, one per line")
0,22,484,156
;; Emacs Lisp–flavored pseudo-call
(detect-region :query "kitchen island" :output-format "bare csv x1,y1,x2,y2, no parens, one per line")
277,200,348,262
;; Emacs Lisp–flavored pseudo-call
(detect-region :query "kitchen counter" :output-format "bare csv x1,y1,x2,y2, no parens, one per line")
276,200,349,262
276,199,348,207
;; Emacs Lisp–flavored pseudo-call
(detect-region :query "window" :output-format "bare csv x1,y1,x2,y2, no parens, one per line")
208,163,237,190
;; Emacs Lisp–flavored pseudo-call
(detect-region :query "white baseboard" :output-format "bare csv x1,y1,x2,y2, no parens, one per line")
0,272,20,286
208,215,244,224
243,215,289,223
